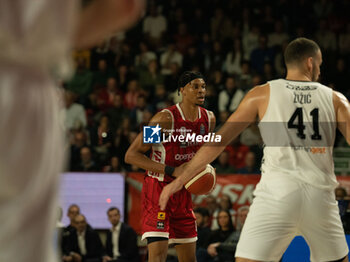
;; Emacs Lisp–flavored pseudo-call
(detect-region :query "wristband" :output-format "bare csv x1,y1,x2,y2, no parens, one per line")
164,165,175,177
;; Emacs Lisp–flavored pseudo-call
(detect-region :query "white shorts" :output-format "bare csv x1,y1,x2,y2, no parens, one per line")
0,64,65,262
235,176,348,262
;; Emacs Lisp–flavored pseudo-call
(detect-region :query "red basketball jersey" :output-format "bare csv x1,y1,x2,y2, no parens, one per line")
147,103,211,182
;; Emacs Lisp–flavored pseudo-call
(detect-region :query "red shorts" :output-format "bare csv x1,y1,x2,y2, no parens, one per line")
141,175,197,244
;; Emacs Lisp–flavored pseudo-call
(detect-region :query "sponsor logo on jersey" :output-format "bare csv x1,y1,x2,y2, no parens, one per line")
143,125,161,143
291,146,326,154
175,152,195,161
157,221,165,229
286,83,318,90
157,212,166,220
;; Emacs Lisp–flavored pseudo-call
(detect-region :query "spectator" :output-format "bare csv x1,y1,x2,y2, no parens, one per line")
70,131,89,170
208,206,250,262
237,151,261,174
103,156,125,173
194,207,211,262
114,64,132,93
67,57,93,97
183,45,205,72
209,69,224,91
134,41,157,70
205,41,225,72
103,207,140,262
189,7,209,38
173,23,195,55
124,80,141,110
143,5,167,49
204,195,219,219
314,19,337,54
226,136,250,169
65,204,80,232
313,0,333,18
164,62,181,93
250,35,275,74
89,77,117,114
63,90,87,132
62,204,80,261
114,42,134,68
335,187,350,234
260,5,275,33
241,7,251,37
92,59,110,87
210,8,233,42
90,40,115,70
224,38,243,76
218,75,245,113
236,60,253,92
105,77,120,105
152,84,169,112
211,194,236,230
129,95,152,130
63,214,104,262
268,20,289,49
336,187,347,201
73,146,99,172
160,43,183,75
242,24,260,60
262,61,276,82
107,94,130,133
110,118,132,165
203,210,235,262
214,151,236,174
89,115,113,165
138,59,165,96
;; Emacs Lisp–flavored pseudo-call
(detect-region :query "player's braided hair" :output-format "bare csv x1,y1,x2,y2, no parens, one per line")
177,71,204,95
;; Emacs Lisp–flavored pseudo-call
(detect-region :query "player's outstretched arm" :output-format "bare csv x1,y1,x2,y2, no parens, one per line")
125,111,172,174
159,84,268,210
74,0,145,49
334,91,350,145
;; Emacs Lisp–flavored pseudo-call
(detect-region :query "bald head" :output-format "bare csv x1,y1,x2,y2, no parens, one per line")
75,214,87,233
284,38,320,69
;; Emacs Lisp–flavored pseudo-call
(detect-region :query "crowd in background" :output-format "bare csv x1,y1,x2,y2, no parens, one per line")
58,195,251,262
62,0,350,174
59,187,350,262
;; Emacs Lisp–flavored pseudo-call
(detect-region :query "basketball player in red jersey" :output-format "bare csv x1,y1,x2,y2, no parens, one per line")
125,71,216,262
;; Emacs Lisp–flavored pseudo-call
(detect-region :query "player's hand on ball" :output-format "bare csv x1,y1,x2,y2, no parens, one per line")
159,178,183,210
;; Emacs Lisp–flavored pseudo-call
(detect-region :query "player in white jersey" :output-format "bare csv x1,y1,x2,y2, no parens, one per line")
159,37,350,262
0,1,144,261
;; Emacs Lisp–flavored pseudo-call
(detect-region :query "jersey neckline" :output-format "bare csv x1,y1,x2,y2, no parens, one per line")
283,78,319,84
176,103,201,122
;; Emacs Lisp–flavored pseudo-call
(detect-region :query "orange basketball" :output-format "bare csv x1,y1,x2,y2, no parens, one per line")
185,164,216,195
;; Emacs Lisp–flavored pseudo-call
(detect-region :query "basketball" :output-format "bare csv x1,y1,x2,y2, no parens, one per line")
185,164,216,195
